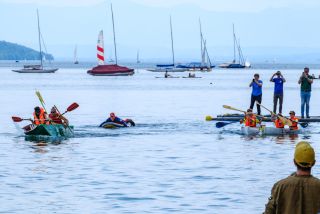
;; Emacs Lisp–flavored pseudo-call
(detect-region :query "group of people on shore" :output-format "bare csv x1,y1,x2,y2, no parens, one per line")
250,67,313,118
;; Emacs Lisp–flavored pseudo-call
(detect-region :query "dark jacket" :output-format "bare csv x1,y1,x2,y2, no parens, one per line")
105,117,127,126
264,173,320,214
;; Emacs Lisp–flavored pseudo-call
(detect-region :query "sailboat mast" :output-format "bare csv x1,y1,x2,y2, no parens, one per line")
170,16,175,65
37,9,43,67
111,4,118,65
199,18,204,65
233,23,236,63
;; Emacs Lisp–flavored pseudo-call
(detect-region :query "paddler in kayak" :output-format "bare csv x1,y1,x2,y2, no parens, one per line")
288,111,299,130
240,109,260,127
272,113,285,129
101,112,128,127
49,107,69,125
33,106,50,125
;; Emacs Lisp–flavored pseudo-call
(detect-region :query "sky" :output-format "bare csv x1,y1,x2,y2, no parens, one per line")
1,0,320,63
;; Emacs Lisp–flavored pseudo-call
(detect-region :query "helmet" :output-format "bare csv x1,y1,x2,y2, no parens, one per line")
294,141,315,168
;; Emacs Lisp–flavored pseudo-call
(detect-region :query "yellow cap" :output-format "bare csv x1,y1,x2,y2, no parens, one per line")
294,141,315,168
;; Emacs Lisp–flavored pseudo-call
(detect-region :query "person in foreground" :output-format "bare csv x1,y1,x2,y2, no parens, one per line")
298,67,313,118
249,73,263,115
240,109,260,127
264,141,320,214
103,112,128,127
33,106,49,125
270,71,285,114
49,107,69,125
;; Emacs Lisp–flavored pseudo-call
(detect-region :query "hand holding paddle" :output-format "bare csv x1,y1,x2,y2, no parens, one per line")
255,102,293,126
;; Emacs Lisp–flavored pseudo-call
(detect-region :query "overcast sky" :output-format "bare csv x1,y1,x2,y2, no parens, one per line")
1,0,320,62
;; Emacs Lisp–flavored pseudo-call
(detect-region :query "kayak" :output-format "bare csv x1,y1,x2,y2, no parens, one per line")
100,119,135,129
260,126,301,135
23,124,74,137
241,126,260,135
241,125,301,136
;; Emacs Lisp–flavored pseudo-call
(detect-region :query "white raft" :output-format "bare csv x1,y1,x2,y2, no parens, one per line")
241,126,301,136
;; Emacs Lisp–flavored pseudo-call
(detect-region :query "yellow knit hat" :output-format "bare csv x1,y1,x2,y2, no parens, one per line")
294,141,315,168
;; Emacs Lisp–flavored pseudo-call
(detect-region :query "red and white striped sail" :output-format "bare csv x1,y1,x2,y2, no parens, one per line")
97,30,104,65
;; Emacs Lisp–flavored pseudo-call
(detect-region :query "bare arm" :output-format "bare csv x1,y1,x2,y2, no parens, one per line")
270,74,275,82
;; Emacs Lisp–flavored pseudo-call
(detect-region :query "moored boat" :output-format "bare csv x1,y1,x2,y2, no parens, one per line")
12,10,58,74
87,5,134,76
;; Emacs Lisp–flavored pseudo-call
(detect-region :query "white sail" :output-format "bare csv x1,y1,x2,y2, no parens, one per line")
97,30,105,65
74,45,79,64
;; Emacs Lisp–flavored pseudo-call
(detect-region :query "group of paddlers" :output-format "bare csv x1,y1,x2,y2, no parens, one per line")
33,106,69,125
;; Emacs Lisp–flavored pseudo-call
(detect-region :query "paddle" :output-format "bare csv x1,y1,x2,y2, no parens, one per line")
35,90,47,113
216,121,238,128
61,103,79,115
12,116,32,123
222,105,266,119
255,102,293,126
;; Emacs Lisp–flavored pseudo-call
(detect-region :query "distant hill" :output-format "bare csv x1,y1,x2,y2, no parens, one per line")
0,41,54,60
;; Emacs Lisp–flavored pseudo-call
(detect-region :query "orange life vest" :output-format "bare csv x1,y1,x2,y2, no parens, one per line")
49,113,63,124
33,108,49,125
245,115,257,127
275,119,285,128
290,116,299,130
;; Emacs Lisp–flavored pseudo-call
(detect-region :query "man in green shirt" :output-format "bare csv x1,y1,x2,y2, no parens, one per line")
264,141,320,214
298,67,313,118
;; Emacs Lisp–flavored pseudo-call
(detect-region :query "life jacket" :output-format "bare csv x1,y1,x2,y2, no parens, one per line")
245,115,257,127
275,119,285,128
33,108,49,125
290,116,299,130
49,113,63,124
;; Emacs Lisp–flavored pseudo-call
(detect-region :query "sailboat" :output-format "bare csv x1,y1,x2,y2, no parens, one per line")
219,24,250,69
136,50,141,64
176,19,214,71
74,45,79,64
148,16,187,72
87,4,134,76
12,9,58,73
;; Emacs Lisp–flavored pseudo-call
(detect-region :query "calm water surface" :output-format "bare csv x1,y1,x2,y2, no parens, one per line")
0,66,320,213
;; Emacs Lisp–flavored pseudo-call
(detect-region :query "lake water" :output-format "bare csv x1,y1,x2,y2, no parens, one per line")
0,65,320,213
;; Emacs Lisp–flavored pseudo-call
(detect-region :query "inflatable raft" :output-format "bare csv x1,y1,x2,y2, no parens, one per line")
241,126,301,136
100,119,135,129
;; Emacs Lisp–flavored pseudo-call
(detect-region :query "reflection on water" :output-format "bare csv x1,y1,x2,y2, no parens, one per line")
0,68,320,213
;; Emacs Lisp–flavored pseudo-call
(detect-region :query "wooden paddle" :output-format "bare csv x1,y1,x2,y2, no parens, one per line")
255,102,292,126
35,90,47,113
222,105,266,119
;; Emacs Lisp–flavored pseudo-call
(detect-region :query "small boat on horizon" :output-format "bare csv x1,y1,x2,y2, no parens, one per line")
87,5,134,76
12,9,58,74
219,24,250,69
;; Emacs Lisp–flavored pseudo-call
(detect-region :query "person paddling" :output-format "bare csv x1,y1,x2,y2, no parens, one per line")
102,112,128,127
272,113,285,129
49,107,69,125
288,111,299,130
240,109,260,127
33,106,49,125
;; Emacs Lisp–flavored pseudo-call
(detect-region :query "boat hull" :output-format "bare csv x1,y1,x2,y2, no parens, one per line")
23,124,74,137
87,65,134,76
241,126,301,135
219,63,245,68
12,68,58,73
148,67,188,72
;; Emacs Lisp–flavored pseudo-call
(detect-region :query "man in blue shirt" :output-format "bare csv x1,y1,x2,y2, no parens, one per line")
270,71,286,114
249,73,263,115
104,112,128,127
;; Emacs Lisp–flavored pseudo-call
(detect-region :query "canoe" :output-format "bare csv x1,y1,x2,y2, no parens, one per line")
260,126,301,135
241,126,260,135
241,125,301,136
210,114,320,122
23,124,74,137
